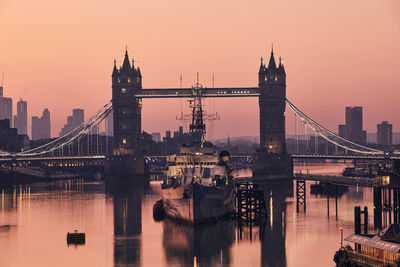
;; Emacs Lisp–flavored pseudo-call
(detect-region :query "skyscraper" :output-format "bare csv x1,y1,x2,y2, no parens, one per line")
338,106,366,144
105,109,114,136
0,84,12,126
14,99,27,135
59,109,84,136
32,108,51,140
377,121,392,146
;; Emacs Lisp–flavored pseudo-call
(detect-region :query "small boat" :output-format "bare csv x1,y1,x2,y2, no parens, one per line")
67,230,85,244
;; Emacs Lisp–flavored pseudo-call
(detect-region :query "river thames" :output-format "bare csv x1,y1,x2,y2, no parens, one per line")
0,162,377,267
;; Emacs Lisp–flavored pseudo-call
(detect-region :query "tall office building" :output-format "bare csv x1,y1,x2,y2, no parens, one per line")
338,106,366,144
151,132,161,142
32,108,51,140
59,109,84,136
0,84,12,126
105,109,114,136
377,121,392,146
14,99,27,135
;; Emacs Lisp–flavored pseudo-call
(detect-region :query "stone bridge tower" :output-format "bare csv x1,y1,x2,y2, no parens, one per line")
105,49,145,176
253,48,292,176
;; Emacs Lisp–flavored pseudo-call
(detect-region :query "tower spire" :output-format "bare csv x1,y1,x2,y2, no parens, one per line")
259,56,264,73
121,48,131,74
112,59,118,76
267,45,276,69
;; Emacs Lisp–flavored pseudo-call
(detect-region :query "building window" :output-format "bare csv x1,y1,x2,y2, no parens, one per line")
121,88,127,94
122,138,127,144
120,123,129,130
128,78,131,83
264,75,268,82
275,75,278,81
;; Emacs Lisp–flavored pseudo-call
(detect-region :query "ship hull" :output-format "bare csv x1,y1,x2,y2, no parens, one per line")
162,183,235,225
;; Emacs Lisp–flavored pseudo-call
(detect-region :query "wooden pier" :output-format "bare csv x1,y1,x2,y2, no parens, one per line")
294,173,374,187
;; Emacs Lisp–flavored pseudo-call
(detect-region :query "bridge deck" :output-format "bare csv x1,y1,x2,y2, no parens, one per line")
135,87,260,98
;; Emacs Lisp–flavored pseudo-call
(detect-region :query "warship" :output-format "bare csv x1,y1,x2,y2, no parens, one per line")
161,82,235,224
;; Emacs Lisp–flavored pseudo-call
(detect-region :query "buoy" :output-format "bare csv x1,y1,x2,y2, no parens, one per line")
67,230,85,244
153,199,165,221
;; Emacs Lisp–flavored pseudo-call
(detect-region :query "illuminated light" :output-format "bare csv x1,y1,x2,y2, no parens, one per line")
275,75,277,81
127,78,131,83
269,145,273,149
122,138,127,144
121,88,127,94
265,75,268,81
118,77,120,83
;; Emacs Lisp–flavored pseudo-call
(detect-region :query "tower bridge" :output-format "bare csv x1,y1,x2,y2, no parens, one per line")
0,48,398,179
107,48,290,176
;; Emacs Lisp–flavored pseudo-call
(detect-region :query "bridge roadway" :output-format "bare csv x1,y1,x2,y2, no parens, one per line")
135,87,260,98
290,154,400,160
0,153,398,163
0,155,105,162
145,154,400,160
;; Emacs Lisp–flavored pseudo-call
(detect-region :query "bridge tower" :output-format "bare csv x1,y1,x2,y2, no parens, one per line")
105,49,145,176
253,47,292,177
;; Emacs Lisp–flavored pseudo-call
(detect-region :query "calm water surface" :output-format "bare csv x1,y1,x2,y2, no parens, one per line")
0,162,375,267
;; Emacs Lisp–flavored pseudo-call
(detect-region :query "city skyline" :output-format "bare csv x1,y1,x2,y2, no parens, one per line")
0,0,399,139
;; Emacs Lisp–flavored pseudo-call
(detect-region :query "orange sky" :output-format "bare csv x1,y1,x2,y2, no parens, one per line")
0,0,399,139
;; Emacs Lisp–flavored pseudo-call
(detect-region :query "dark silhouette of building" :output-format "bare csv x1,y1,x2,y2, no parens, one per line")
338,106,366,144
0,119,29,152
258,48,286,153
59,109,84,136
377,121,392,146
106,49,145,175
14,99,27,135
253,47,292,175
0,85,12,126
111,49,142,156
32,108,50,140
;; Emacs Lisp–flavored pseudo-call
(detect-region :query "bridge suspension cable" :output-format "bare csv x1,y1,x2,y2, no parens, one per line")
286,99,385,155
0,100,113,158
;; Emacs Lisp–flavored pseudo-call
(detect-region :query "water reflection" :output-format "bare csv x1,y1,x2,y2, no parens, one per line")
0,163,373,267
162,219,235,266
260,180,292,267
106,178,147,266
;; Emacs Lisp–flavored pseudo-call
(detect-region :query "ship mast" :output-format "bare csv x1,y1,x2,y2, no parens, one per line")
177,73,219,146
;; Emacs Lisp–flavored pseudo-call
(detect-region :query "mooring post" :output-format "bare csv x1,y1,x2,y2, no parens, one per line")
389,188,392,224
373,187,382,229
363,206,368,235
354,206,361,235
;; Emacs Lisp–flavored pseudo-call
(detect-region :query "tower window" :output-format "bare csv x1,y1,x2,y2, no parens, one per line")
122,138,127,144
275,75,278,81
265,75,268,82
121,88,127,94
128,78,131,83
